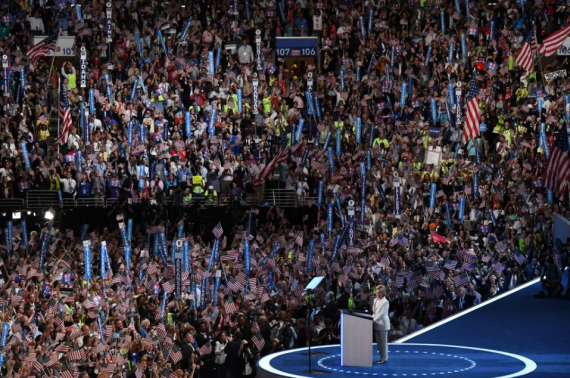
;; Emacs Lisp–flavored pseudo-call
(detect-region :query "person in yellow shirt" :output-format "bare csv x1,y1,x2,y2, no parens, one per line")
373,131,389,149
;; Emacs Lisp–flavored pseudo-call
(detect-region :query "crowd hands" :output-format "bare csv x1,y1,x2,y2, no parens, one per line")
1,0,570,376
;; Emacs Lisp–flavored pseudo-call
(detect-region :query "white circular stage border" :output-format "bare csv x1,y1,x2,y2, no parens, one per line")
257,343,537,378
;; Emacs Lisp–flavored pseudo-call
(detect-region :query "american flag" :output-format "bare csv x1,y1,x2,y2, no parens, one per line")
538,24,570,56
295,232,304,246
513,251,526,265
462,74,480,145
169,345,183,363
27,30,59,62
61,368,75,378
253,134,289,189
224,299,237,314
252,332,266,351
99,364,117,373
212,222,224,239
198,340,212,355
452,272,470,288
432,284,444,299
543,126,570,198
157,323,167,338
444,259,457,270
52,79,74,148
515,31,536,73
68,348,87,361
495,240,507,253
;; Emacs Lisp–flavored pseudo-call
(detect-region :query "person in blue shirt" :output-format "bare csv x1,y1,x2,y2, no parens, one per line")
295,11,308,31
77,176,92,197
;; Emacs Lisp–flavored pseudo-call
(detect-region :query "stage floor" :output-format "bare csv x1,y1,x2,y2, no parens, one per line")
257,273,570,378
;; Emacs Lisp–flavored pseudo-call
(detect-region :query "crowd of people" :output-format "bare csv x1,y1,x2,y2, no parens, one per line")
1,0,570,377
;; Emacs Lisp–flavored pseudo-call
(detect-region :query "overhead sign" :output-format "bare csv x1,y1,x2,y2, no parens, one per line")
33,36,75,57
275,37,318,57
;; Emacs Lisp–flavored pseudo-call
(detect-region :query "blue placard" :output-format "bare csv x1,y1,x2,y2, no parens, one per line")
305,90,315,115
306,240,314,273
473,172,479,196
244,240,250,275
359,15,366,39
355,117,362,143
327,204,334,232
328,146,335,172
547,189,553,204
183,241,190,272
340,69,344,91
335,129,341,156
100,242,107,278
323,131,331,151
296,118,305,142
275,37,318,57
430,183,437,208
445,202,452,227
209,108,216,135
237,88,243,113
431,97,438,123
448,43,455,63
208,51,215,75
89,88,95,114
461,33,467,58
441,10,446,34
317,179,324,207
459,197,465,222
425,46,432,67
400,82,407,108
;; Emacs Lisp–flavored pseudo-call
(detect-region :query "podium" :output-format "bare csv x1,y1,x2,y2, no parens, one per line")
340,310,373,367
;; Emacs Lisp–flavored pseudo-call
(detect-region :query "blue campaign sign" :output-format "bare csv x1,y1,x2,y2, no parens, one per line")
276,37,318,57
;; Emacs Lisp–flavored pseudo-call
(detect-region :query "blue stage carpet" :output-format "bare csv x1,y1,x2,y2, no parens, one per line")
401,271,570,378
258,272,569,378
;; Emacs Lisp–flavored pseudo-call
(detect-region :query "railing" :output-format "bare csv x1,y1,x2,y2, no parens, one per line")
0,198,26,209
18,189,316,209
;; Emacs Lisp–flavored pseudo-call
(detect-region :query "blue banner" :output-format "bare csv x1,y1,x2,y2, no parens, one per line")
305,90,315,115
306,240,314,273
369,125,374,149
179,18,192,44
400,82,407,108
340,69,344,91
425,46,432,67
244,240,251,275
317,179,324,207
394,186,402,216
473,172,479,196
21,220,28,249
101,242,107,278
212,272,221,305
335,129,341,156
448,43,455,63
206,238,218,271
538,98,543,115
127,121,134,146
127,219,133,244
323,131,331,151
359,15,366,39
159,232,168,264
455,0,461,14
138,75,146,94
20,67,25,90
445,202,452,227
209,108,216,135
459,197,465,222
441,10,446,34
80,224,89,241
355,117,362,143
430,183,437,208
89,88,95,114
315,95,322,122
160,289,167,318
448,83,455,107
130,80,138,101
134,30,143,54
237,88,243,114
366,150,372,172
21,141,30,169
461,33,467,58
547,189,553,203
104,73,112,99
540,123,550,159
431,98,438,124
360,162,366,178
84,242,92,280
368,10,374,35
208,51,215,75
39,230,49,270
327,204,334,232
97,316,104,341
490,20,495,41
181,241,190,272
330,233,342,262
296,118,305,142
336,198,344,227
328,146,335,172
156,28,167,53
356,66,361,82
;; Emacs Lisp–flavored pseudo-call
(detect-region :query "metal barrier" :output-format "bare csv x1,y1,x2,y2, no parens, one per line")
0,198,25,209
26,190,62,209
265,189,298,208
76,198,105,207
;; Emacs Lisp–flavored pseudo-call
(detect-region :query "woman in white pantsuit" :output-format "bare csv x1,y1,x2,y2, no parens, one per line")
373,285,390,364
